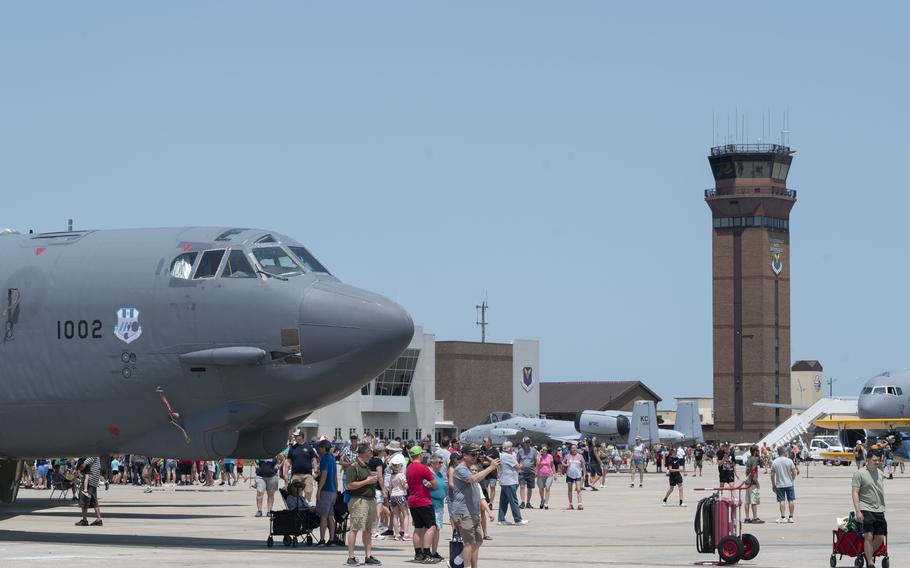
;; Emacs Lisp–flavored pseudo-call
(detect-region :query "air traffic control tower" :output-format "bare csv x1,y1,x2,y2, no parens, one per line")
705,144,797,441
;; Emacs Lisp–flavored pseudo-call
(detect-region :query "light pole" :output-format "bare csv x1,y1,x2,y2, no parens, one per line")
826,377,837,397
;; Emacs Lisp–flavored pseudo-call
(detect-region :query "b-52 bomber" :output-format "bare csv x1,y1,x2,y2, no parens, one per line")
0,226,413,503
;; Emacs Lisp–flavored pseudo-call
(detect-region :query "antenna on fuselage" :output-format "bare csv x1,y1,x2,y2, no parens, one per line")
475,292,489,343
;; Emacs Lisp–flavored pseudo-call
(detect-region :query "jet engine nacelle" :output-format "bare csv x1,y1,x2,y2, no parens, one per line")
575,411,630,438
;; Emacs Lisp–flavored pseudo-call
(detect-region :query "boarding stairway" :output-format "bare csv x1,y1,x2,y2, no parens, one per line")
756,397,858,449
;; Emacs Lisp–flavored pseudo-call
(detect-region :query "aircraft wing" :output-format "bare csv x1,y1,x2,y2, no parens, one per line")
814,418,910,430
820,451,854,459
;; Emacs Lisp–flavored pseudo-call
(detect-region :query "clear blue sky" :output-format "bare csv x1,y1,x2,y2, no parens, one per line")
2,3,907,403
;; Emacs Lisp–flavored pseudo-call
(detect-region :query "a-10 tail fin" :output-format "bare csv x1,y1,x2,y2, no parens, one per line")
675,401,705,444
628,400,660,445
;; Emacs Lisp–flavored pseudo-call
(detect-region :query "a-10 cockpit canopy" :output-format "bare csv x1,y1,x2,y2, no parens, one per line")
479,412,514,424
169,230,330,281
479,411,548,424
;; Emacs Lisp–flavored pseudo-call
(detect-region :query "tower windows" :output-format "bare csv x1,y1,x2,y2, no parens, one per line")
713,216,789,231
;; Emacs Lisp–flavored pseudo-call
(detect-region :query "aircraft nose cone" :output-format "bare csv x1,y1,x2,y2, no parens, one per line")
858,394,872,417
300,281,414,371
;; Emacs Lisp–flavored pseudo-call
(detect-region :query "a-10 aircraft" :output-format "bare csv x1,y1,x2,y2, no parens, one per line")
0,227,413,503
459,400,704,447
814,369,910,460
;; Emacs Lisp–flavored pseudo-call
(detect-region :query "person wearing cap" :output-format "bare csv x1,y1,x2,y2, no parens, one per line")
345,442,382,566
340,433,359,490
517,437,539,509
405,445,441,563
286,430,318,502
630,436,646,488
451,444,500,568
497,441,526,525
315,439,339,545
285,479,309,511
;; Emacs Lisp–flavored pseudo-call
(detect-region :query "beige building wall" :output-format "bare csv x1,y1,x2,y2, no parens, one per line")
791,369,824,415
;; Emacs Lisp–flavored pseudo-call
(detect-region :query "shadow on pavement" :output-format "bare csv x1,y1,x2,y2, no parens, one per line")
0,530,264,550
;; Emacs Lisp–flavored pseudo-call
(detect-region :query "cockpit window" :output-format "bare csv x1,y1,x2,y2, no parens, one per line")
222,249,256,278
862,387,873,394
252,246,303,277
255,234,277,244
481,411,512,424
897,387,904,396
215,228,248,242
194,249,225,279
289,246,330,274
169,252,198,279
872,386,887,394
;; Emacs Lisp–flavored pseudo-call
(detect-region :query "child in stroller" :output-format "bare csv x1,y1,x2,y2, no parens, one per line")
267,479,319,548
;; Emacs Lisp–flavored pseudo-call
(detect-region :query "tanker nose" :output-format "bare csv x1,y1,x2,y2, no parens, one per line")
299,281,414,369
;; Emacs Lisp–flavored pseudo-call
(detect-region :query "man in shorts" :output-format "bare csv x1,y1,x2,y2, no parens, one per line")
693,444,705,477
75,456,103,526
450,445,499,568
345,443,382,566
770,445,797,523
316,439,339,545
405,446,440,563
661,445,686,507
852,450,887,567
286,430,318,501
630,436,646,488
517,437,539,508
742,446,764,523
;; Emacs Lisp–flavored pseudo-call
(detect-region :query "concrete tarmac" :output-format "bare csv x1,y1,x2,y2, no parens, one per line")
0,463,905,567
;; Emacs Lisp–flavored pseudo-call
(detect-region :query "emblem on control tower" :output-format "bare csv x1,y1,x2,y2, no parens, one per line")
770,245,783,275
521,367,534,392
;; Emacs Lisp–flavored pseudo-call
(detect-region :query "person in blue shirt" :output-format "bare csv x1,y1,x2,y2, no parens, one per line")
429,455,448,560
316,439,339,545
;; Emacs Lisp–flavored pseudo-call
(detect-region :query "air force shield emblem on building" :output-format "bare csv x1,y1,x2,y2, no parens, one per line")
522,367,534,392
115,308,143,344
771,251,783,275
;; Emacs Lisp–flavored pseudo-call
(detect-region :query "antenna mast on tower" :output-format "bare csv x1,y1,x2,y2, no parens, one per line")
475,293,489,343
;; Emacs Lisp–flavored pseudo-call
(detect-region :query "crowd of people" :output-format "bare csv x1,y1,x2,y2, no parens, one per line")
15,430,901,568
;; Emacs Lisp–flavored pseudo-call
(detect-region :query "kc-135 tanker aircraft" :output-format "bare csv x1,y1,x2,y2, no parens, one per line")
0,227,413,503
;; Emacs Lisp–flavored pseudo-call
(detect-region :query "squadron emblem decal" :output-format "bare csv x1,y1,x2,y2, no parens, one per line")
522,367,534,392
114,308,143,344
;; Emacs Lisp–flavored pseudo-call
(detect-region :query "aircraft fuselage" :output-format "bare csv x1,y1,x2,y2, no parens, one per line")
0,227,412,460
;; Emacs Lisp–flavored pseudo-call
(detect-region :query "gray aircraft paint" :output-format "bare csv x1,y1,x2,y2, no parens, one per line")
460,400,703,447
0,227,412,474
857,369,910,459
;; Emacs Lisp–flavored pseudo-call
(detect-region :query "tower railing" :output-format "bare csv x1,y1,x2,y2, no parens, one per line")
710,144,793,156
705,188,797,199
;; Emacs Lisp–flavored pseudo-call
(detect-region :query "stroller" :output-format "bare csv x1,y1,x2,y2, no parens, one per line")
266,488,319,548
332,491,349,546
